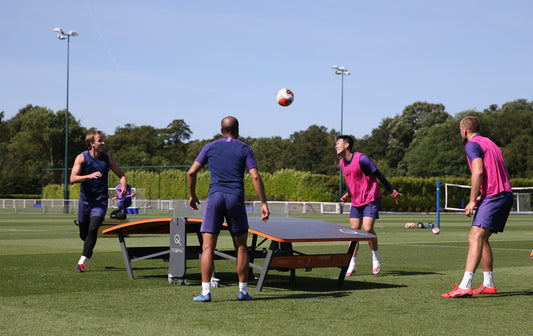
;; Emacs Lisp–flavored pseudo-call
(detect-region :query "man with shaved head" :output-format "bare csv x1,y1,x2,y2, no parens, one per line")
441,116,513,298
188,116,270,302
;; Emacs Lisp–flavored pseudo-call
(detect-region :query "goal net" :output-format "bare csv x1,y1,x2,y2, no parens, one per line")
443,183,533,213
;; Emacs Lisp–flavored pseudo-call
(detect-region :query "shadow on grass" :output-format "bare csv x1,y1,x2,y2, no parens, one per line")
384,270,442,276
477,290,533,297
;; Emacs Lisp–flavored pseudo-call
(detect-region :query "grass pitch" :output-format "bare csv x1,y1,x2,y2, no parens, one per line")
1,212,532,335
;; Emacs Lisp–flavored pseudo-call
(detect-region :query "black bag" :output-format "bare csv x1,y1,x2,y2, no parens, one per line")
110,209,127,219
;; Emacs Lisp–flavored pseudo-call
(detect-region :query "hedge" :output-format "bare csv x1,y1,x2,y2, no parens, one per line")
42,170,533,212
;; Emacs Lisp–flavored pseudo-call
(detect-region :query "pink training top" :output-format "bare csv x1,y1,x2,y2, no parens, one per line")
340,152,381,207
465,136,512,197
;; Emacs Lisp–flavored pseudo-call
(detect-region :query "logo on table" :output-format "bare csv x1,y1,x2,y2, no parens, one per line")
174,234,182,246
339,229,359,235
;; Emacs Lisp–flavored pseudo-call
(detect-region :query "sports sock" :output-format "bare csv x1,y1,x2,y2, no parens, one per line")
483,271,494,288
239,282,248,294
372,250,380,268
201,282,211,296
459,271,474,289
347,257,357,273
78,255,88,265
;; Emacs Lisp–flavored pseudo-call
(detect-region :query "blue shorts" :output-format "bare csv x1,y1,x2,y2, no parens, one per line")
78,199,108,223
472,191,513,233
201,192,248,236
350,198,381,219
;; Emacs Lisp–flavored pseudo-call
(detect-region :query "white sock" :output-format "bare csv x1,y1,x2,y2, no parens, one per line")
239,282,248,294
78,256,88,265
483,271,494,287
202,282,211,296
372,250,380,268
459,272,474,289
349,257,357,267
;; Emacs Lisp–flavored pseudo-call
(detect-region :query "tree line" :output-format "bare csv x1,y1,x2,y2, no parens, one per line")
2,99,532,198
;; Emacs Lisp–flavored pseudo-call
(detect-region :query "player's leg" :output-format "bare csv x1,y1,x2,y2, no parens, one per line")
77,201,107,272
200,233,218,283
346,215,362,276
232,233,249,283
82,216,105,259
194,193,224,302
361,198,381,274
471,193,511,294
362,216,381,274
225,193,253,300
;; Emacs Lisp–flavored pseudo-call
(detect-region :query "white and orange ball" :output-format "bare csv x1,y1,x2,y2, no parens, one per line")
276,88,294,107
530,250,533,260
405,222,415,229
432,227,440,235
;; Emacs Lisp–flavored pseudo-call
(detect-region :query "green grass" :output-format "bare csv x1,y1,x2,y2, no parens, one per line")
1,212,532,335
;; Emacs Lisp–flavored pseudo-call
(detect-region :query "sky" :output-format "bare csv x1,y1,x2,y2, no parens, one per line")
2,0,532,141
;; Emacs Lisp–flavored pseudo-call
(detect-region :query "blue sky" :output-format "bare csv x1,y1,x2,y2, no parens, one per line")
2,0,532,141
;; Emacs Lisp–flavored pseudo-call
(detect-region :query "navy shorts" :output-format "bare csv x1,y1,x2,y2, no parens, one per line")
201,192,248,236
78,199,108,223
350,198,381,219
472,191,513,233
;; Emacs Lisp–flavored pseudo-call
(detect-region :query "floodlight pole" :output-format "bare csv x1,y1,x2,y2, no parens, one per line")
54,28,78,214
332,65,350,214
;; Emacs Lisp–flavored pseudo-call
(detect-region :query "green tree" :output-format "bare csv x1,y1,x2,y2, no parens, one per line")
251,136,292,173
289,125,338,175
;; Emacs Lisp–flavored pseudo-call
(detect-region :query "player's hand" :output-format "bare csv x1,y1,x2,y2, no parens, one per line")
260,203,270,222
391,190,403,205
340,193,350,204
89,172,102,179
189,196,200,210
464,196,481,217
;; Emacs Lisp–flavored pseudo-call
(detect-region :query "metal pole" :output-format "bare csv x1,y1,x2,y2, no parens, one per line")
63,35,70,214
338,72,345,213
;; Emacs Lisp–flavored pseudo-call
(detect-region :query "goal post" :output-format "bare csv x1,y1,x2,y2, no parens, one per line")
441,182,533,214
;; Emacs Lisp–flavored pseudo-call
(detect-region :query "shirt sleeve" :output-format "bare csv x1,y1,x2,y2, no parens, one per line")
359,155,378,176
245,145,258,171
465,141,484,162
195,143,210,166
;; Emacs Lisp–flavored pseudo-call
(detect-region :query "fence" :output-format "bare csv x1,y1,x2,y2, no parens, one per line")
0,199,352,216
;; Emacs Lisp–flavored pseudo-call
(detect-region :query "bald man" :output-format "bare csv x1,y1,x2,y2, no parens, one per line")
188,116,270,302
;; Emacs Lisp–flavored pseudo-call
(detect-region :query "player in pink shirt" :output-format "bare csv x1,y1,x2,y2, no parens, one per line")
336,135,403,276
442,116,513,298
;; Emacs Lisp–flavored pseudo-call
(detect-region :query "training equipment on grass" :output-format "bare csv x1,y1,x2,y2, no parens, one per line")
530,250,533,261
405,222,415,228
276,88,294,106
432,227,440,235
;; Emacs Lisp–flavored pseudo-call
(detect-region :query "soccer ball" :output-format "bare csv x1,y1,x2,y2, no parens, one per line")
276,88,294,107
405,222,415,229
530,250,533,260
432,227,440,235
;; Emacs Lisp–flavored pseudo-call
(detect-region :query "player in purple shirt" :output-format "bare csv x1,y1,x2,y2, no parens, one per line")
442,116,513,298
70,131,127,273
188,116,269,302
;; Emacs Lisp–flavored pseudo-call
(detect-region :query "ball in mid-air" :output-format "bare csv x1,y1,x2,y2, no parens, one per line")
276,88,294,107
432,227,440,235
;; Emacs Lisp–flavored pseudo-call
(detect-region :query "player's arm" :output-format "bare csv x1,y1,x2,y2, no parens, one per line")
70,153,101,183
465,157,484,217
249,168,270,222
109,156,127,195
373,169,403,204
187,161,203,210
